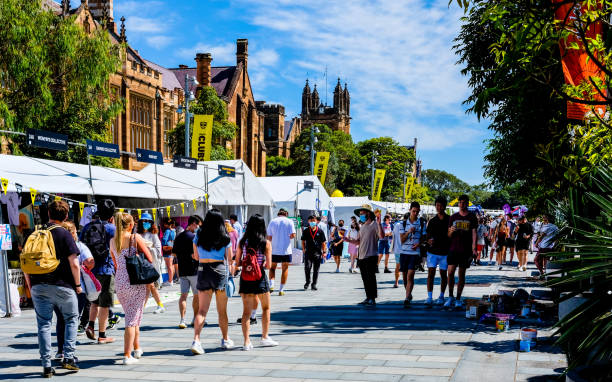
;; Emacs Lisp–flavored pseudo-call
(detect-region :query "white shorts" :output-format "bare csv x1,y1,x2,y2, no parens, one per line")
426,253,448,271
180,275,198,295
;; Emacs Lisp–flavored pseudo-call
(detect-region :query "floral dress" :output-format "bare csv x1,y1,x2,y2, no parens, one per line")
114,244,147,327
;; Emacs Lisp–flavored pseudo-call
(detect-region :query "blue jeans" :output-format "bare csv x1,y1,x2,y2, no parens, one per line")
31,284,78,367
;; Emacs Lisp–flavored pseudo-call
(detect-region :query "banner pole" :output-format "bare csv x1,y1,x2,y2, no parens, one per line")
87,154,96,203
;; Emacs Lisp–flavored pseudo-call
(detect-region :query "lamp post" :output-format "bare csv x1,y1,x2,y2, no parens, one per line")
180,75,199,157
370,151,377,200
309,125,318,175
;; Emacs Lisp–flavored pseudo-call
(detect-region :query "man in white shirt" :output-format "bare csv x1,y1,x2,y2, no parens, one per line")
391,214,409,288
229,214,243,238
267,209,296,296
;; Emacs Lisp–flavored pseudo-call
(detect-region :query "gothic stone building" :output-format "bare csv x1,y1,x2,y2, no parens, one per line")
301,78,351,135
256,102,302,159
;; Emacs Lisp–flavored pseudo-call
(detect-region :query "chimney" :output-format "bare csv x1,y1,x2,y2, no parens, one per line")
178,64,188,69
236,39,248,70
195,53,212,87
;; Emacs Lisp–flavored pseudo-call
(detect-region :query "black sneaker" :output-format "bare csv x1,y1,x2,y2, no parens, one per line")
77,326,85,336
375,267,380,273
403,299,411,308
250,317,257,325
42,367,55,378
107,315,121,330
384,268,392,273
61,358,79,371
311,285,318,291
304,283,310,290
358,299,369,305
364,299,376,306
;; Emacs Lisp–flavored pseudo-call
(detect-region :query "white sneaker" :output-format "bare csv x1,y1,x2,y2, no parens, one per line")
260,337,279,347
424,297,433,306
162,281,172,288
221,338,234,349
443,297,455,308
178,319,187,329
123,356,139,365
454,299,465,309
191,341,204,355
154,305,165,314
242,342,253,351
133,348,143,359
434,297,445,306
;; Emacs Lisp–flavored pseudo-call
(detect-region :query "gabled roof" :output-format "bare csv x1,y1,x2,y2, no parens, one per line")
43,0,61,13
144,59,182,91
169,66,237,98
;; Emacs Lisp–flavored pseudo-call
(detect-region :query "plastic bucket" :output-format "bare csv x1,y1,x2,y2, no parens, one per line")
520,328,537,344
496,319,507,331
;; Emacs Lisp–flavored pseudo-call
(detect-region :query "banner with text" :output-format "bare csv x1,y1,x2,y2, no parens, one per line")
314,151,330,186
373,169,386,201
191,115,214,161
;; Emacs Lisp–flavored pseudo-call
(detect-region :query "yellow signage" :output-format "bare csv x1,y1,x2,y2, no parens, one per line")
404,176,415,203
30,188,37,204
373,169,386,201
314,152,330,185
191,114,214,161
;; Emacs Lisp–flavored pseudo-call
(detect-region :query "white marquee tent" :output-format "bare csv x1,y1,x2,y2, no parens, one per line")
259,176,333,218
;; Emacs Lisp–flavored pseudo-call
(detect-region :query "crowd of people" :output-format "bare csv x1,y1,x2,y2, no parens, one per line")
21,195,558,378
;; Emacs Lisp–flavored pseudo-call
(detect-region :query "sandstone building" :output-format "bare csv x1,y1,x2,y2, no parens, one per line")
301,78,351,135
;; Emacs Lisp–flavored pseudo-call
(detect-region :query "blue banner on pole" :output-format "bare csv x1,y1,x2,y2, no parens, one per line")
136,148,163,165
27,129,68,151
173,155,197,170
218,165,236,177
86,139,120,158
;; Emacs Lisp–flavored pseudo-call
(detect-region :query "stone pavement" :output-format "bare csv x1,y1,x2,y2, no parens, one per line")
0,255,566,381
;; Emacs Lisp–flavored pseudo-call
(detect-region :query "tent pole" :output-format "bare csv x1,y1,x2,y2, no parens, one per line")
87,154,96,202
154,164,160,208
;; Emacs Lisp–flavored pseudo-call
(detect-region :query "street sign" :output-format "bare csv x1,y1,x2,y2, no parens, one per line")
135,148,163,165
86,139,120,158
304,180,314,190
27,129,68,151
173,155,197,169
218,165,236,177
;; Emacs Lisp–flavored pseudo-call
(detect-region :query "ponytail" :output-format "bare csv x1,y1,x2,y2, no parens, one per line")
113,212,134,253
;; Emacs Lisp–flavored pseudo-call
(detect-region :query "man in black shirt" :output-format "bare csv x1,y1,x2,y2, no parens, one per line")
26,201,81,377
173,215,201,329
301,215,327,291
425,196,451,307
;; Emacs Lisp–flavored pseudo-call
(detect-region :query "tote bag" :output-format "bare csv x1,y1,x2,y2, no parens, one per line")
124,235,160,285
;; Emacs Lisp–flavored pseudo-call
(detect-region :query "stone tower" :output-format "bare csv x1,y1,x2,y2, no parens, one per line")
301,78,351,134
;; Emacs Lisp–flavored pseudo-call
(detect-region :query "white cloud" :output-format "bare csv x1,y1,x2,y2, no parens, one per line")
235,0,482,150
175,43,236,64
145,35,173,49
124,16,164,33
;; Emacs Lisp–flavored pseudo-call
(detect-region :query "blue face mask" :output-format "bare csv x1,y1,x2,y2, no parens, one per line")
309,221,317,228
142,222,152,231
359,215,367,223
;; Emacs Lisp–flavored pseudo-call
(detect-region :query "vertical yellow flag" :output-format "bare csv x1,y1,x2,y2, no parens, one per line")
180,203,185,215
54,196,61,202
137,209,142,219
79,202,85,217
152,209,157,222
166,206,171,217
192,199,197,210
192,115,214,161
30,188,37,204
404,176,415,203
0,178,8,195
314,152,330,185
373,169,386,201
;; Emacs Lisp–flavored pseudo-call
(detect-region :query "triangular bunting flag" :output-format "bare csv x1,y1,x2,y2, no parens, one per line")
54,196,61,202
0,178,8,195
166,206,171,217
30,188,37,205
79,202,84,217
137,209,142,219
152,209,156,222
119,208,124,213
181,203,185,215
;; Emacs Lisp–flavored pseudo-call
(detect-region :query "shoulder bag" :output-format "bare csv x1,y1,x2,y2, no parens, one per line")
124,234,160,285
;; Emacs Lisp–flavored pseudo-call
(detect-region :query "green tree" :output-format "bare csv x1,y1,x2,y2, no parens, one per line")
0,0,122,166
168,86,237,160
266,155,294,176
421,169,470,202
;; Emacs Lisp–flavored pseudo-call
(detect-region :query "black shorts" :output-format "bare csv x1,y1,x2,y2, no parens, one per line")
196,262,227,291
92,274,114,308
239,270,270,295
399,254,421,272
331,243,344,257
272,254,292,263
515,239,529,251
505,238,515,248
447,251,472,269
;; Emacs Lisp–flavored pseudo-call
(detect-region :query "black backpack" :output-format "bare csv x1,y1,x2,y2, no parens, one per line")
82,220,109,267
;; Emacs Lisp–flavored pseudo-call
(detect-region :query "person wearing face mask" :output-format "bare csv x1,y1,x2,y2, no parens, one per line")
343,205,384,306
301,215,327,291
330,220,346,273
347,218,360,273
137,214,165,314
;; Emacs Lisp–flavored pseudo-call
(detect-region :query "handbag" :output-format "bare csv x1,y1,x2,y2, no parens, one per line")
81,265,102,302
124,235,160,285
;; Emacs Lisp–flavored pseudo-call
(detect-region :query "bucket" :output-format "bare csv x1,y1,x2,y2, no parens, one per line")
520,328,537,344
496,319,507,332
519,339,531,352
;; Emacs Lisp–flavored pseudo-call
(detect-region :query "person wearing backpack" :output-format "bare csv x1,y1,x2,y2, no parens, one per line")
23,201,82,377
397,202,426,308
190,209,235,355
236,214,279,350
80,199,117,344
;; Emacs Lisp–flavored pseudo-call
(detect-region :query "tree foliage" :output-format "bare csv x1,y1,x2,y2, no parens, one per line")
168,86,237,160
0,0,122,166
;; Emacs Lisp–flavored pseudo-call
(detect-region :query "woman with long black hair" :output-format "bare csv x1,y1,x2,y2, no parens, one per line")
235,214,278,350
190,209,234,355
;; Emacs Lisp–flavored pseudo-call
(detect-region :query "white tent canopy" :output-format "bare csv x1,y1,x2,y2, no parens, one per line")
260,176,333,215
331,196,388,225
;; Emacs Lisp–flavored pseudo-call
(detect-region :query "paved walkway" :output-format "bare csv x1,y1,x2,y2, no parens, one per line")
0,256,566,381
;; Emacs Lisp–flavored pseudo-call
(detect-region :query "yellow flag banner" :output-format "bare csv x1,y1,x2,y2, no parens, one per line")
79,202,85,217
0,178,8,195
180,203,185,215
119,208,124,213
404,176,415,203
192,114,214,161
30,188,37,204
166,206,171,218
54,196,61,202
373,169,386,201
152,209,157,222
137,209,142,219
314,152,330,185
192,199,197,210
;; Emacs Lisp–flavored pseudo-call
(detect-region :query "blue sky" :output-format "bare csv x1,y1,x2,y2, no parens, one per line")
76,0,493,185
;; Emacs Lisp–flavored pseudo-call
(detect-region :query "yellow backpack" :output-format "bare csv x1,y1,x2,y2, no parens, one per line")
20,225,60,274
